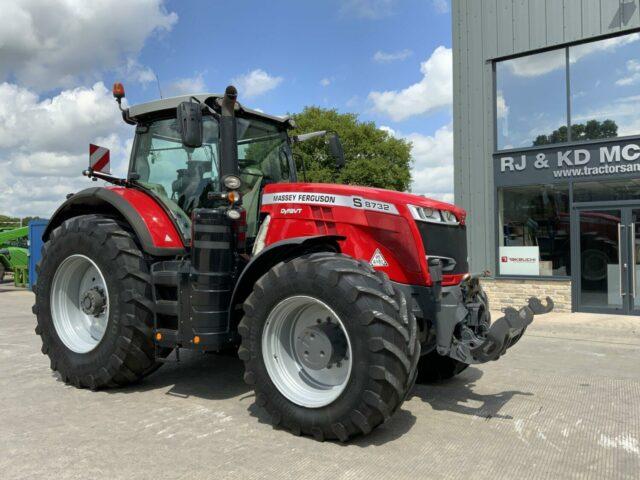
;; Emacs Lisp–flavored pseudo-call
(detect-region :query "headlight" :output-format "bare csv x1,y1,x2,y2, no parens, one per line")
442,210,457,224
223,175,242,190
252,215,271,256
408,205,459,225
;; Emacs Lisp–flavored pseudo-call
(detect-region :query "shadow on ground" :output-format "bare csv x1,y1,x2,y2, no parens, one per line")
52,350,530,443
64,350,253,401
412,367,533,420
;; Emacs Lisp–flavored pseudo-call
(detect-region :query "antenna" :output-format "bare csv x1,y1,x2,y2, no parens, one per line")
155,71,163,99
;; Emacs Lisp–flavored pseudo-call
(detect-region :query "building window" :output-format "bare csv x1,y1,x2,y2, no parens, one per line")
498,185,570,276
496,49,568,150
495,31,640,150
573,178,640,202
570,33,640,141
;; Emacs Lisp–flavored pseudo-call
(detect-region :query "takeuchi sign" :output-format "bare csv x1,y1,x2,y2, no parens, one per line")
494,138,640,186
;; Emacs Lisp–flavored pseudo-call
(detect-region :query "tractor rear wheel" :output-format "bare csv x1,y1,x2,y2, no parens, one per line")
33,215,162,389
238,252,420,441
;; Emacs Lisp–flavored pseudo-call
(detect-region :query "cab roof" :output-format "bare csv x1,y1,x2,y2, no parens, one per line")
127,93,294,127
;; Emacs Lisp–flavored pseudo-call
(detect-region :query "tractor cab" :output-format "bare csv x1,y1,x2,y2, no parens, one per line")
125,93,299,245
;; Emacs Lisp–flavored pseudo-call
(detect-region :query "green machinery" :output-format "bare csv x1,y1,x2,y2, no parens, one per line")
0,226,29,287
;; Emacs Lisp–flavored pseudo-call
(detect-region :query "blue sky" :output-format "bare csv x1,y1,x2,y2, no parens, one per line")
0,0,454,217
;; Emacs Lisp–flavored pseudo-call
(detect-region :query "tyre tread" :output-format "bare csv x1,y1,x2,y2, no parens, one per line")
33,214,162,389
239,252,420,441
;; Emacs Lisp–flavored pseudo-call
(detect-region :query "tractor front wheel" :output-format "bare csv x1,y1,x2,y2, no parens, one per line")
239,252,420,441
33,215,162,389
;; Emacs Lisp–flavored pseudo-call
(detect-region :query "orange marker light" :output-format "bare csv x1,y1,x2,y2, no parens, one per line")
193,336,201,345
112,82,125,100
155,332,162,341
227,191,240,203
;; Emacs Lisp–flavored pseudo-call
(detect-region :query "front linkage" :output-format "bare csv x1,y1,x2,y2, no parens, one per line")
437,275,554,365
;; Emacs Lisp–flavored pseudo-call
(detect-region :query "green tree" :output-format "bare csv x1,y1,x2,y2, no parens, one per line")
533,119,618,146
290,107,413,191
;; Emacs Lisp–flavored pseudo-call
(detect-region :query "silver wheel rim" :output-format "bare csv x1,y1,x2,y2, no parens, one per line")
50,254,110,353
262,295,353,408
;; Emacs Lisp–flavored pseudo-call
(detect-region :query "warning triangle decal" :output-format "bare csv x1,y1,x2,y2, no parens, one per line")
369,249,388,267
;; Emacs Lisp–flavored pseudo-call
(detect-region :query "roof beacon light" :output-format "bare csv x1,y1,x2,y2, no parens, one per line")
112,82,125,101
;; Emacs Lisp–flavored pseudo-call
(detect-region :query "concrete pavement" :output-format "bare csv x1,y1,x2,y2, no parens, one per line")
1,283,639,479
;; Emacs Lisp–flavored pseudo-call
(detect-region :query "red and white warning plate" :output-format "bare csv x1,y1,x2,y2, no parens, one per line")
89,144,110,174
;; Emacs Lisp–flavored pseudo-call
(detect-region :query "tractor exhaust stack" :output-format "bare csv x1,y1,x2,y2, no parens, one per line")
218,85,240,187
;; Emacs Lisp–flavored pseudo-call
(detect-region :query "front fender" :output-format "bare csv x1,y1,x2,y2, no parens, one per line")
228,235,344,324
43,187,186,257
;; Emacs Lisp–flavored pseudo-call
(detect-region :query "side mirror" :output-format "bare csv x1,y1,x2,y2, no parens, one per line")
177,101,203,148
328,133,345,168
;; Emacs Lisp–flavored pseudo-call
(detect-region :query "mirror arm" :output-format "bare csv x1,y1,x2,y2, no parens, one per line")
82,168,133,187
292,130,328,143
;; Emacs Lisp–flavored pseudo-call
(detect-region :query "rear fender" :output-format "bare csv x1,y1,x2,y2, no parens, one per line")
43,187,186,257
228,235,344,325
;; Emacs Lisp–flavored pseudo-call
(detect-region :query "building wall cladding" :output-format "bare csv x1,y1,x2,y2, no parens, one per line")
452,0,640,273
481,278,572,312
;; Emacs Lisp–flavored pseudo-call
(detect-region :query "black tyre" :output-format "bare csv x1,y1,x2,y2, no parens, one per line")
416,351,468,383
238,252,420,441
0,263,5,283
33,215,162,389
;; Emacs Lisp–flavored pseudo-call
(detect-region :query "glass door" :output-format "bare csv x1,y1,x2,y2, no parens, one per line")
629,210,640,314
576,208,626,313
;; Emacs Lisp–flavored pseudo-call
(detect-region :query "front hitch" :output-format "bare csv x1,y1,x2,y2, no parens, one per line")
467,297,553,363
436,279,553,365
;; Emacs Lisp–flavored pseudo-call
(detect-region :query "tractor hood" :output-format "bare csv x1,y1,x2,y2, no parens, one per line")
263,183,466,223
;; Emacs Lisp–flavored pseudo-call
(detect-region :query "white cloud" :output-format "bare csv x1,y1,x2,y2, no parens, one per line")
0,82,132,217
165,73,207,97
340,0,396,19
496,91,509,119
320,77,335,87
122,59,157,86
502,49,565,77
406,124,453,169
381,123,454,200
572,94,640,137
0,82,124,152
379,125,396,136
0,0,177,91
373,49,413,63
232,69,283,98
431,0,449,14
507,33,640,78
409,124,454,201
616,59,640,86
368,46,452,121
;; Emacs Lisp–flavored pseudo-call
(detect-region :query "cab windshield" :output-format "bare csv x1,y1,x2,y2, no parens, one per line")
131,113,293,241
237,117,294,237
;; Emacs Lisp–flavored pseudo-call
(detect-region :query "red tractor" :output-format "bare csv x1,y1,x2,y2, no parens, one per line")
33,84,552,441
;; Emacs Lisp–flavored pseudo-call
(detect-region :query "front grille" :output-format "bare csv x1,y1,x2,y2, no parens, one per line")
415,221,469,274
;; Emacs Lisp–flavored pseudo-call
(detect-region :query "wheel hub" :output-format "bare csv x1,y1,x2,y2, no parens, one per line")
262,295,353,408
295,322,347,370
80,287,106,316
50,254,110,354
